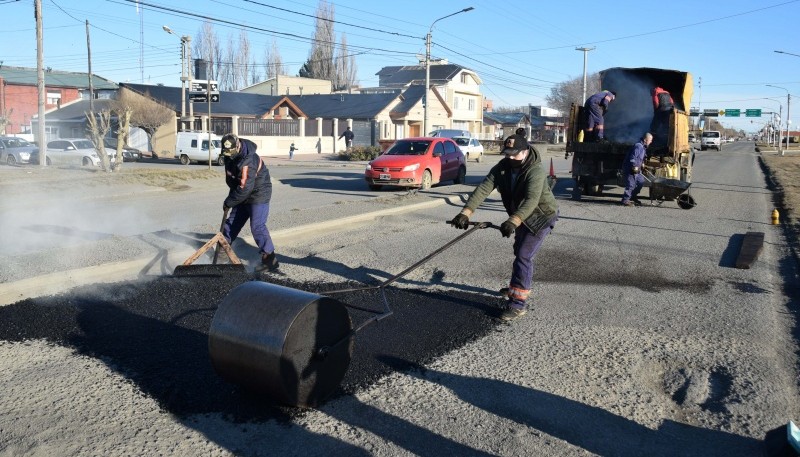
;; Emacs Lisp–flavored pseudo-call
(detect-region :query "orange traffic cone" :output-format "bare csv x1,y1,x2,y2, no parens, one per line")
549,157,555,177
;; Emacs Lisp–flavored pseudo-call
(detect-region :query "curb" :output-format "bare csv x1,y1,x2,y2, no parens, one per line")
0,194,465,306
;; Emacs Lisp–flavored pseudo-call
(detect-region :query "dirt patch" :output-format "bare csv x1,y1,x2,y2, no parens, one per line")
0,167,220,193
760,151,800,239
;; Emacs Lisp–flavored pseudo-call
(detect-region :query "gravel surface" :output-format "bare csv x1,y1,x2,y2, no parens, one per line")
1,144,799,456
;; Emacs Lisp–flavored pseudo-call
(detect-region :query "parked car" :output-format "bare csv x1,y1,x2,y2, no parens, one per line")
429,129,471,139
43,138,103,167
688,133,697,143
175,131,224,165
364,137,466,190
102,138,141,162
0,136,38,166
452,136,484,163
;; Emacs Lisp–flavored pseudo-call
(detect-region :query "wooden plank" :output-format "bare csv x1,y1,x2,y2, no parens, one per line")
735,231,765,269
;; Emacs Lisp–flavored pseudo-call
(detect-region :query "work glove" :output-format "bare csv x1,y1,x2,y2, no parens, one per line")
632,166,640,175
451,213,470,230
500,219,518,238
223,204,230,212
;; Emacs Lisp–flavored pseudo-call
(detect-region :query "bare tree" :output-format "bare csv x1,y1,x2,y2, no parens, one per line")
334,33,357,91
194,20,223,81
545,73,601,115
115,89,175,156
264,39,285,79
298,0,335,80
234,28,252,90
86,110,113,172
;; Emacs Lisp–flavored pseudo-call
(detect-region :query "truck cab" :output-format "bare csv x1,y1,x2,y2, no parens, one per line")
565,67,694,201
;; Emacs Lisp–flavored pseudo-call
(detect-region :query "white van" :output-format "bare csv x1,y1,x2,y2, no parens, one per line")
700,130,721,151
175,132,224,165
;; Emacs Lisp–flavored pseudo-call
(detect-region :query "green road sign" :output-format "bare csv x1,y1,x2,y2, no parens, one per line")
746,109,762,117
725,109,741,117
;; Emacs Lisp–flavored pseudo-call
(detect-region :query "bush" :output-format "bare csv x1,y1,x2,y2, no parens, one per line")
338,145,381,161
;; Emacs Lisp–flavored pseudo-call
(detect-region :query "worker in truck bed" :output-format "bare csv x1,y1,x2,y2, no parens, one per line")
583,90,616,142
621,133,653,207
650,87,675,147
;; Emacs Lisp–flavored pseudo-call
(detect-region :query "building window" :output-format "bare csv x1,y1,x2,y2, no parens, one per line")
453,97,460,110
468,99,475,111
461,74,468,84
47,91,62,105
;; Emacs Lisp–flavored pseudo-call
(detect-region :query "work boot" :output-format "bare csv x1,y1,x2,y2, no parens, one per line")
500,304,527,321
621,200,634,207
260,252,279,271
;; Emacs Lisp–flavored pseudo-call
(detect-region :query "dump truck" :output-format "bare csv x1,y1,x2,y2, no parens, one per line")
565,67,694,204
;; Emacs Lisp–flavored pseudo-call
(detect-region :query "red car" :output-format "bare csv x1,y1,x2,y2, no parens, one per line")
365,137,467,190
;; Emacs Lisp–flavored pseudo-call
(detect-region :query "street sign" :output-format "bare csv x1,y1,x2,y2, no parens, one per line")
725,109,741,117
689,108,700,116
703,109,719,117
189,93,220,103
189,79,219,93
719,110,726,116
746,109,762,117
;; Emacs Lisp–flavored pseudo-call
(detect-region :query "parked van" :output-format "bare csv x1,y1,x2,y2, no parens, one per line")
429,129,470,139
175,132,224,165
700,130,721,151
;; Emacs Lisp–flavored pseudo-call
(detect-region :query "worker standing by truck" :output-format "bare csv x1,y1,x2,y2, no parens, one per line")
583,90,616,142
621,133,653,207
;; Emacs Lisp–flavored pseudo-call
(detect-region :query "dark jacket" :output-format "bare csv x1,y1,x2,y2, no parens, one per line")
463,145,558,234
224,138,272,207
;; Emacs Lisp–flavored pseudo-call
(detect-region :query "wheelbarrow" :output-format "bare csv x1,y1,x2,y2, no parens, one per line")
642,169,696,210
207,221,498,408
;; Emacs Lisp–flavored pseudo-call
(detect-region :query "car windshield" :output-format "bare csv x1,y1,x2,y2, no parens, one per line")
452,137,470,146
4,138,32,147
385,140,431,155
702,132,720,138
73,140,95,149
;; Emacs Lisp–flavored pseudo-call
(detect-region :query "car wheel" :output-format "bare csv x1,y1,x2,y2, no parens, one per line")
421,170,432,190
368,184,382,191
7,155,17,166
476,153,482,163
45,157,52,166
82,157,93,167
216,155,226,166
180,154,190,165
454,166,466,184
701,146,706,151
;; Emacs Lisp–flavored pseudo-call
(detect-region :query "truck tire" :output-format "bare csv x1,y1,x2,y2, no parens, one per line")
216,155,225,166
180,154,190,165
571,180,582,201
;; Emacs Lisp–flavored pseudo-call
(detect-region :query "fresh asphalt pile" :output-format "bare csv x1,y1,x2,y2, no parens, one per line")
0,270,501,420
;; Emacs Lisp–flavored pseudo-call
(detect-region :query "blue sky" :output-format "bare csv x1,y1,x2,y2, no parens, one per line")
1,0,798,133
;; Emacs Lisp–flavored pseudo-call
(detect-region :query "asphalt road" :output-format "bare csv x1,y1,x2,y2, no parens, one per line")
1,142,798,456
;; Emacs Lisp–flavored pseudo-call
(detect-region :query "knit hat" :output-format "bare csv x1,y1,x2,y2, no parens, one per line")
501,134,529,156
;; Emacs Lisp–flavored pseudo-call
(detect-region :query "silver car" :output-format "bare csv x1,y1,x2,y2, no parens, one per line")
0,136,38,166
45,138,102,167
452,136,484,163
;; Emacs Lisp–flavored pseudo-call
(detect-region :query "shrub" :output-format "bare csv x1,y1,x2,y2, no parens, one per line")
338,145,381,161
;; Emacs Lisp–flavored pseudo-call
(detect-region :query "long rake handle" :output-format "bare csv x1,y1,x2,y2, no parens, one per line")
213,207,230,265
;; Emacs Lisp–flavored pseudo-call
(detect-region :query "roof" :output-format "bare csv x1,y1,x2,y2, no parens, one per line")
390,85,425,116
289,92,399,119
36,99,115,122
376,64,474,87
483,112,530,125
121,83,287,116
0,66,117,90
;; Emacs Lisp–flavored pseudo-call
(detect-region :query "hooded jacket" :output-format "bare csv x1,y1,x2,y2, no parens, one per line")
462,145,558,234
224,138,272,207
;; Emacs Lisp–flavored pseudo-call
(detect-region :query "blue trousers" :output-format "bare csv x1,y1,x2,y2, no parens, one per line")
223,203,275,255
508,214,557,310
622,172,645,203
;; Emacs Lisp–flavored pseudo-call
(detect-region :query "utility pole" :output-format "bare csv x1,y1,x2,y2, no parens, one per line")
575,47,595,104
35,0,46,167
86,20,94,114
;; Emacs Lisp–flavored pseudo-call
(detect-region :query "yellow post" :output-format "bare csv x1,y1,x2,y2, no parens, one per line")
772,209,780,225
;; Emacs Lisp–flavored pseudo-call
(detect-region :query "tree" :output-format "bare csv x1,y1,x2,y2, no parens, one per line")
194,20,223,81
264,38,285,79
298,0,335,81
333,32,357,91
115,89,175,156
545,73,601,116
86,110,113,172
0,108,12,135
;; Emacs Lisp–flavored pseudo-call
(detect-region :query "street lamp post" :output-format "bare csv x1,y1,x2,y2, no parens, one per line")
575,47,595,104
767,84,790,155
163,26,191,132
423,7,474,136
763,97,782,147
